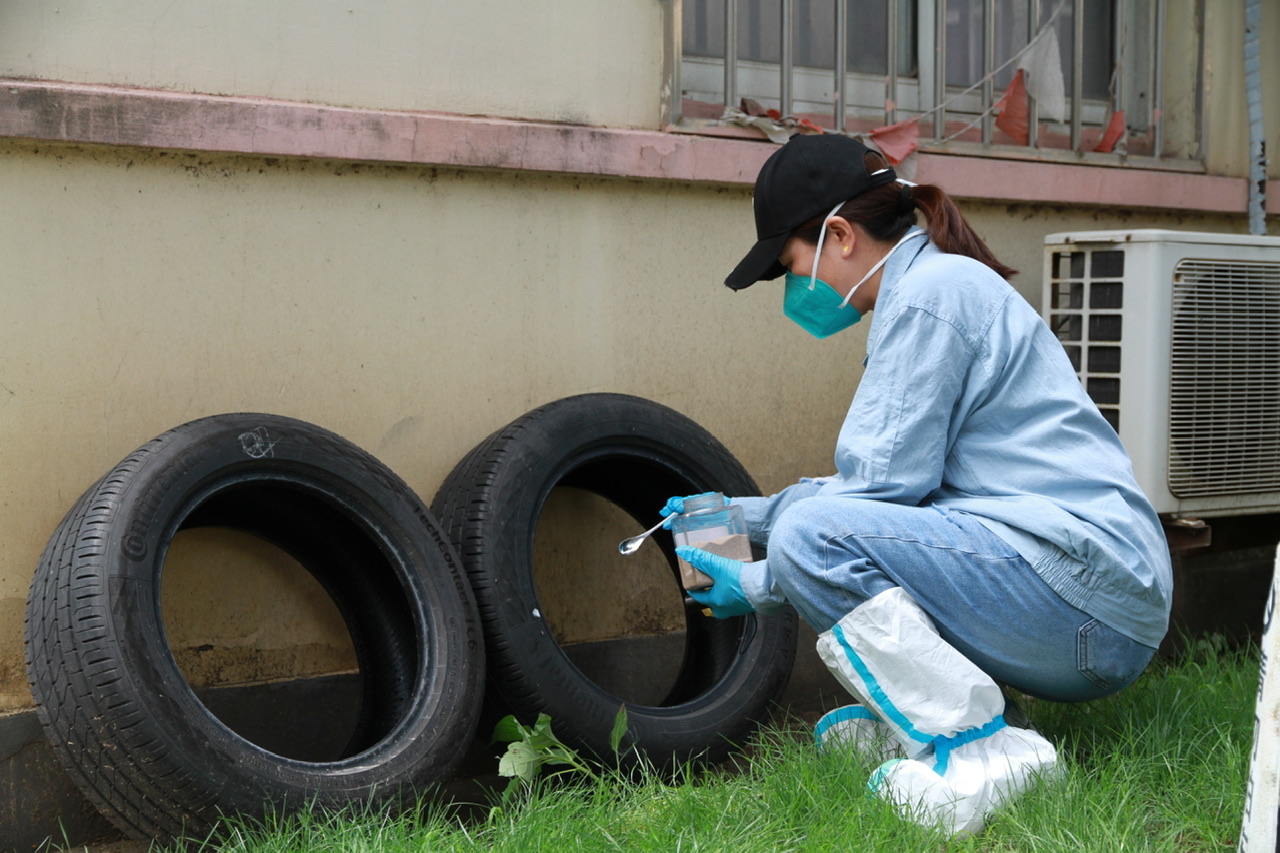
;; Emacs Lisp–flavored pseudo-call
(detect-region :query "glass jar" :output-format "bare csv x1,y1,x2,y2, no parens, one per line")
669,492,751,590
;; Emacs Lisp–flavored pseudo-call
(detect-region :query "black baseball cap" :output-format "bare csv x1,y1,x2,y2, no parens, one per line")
725,134,897,290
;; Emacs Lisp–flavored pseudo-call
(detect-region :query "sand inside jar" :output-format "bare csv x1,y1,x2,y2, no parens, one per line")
677,532,752,590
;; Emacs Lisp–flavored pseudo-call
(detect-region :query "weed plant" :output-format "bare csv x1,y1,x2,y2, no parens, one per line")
174,637,1256,852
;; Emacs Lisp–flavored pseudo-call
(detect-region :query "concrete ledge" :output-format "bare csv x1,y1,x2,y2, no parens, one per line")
0,675,369,852
0,710,120,852
0,79,766,186
1,635,840,851
0,78,1272,215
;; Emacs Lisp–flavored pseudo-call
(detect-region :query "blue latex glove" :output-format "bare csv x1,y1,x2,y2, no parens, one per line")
676,546,754,618
660,492,729,528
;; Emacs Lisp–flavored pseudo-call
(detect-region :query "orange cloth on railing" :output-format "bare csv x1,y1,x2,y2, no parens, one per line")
994,69,1030,146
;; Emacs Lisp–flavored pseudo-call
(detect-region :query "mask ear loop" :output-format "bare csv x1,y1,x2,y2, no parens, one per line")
808,201,847,291
827,173,921,308
837,228,927,309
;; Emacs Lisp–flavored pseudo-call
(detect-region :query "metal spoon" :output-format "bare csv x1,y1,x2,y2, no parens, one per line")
618,516,672,555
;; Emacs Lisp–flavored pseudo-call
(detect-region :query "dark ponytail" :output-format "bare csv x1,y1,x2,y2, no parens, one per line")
794,151,1017,280
905,184,1017,280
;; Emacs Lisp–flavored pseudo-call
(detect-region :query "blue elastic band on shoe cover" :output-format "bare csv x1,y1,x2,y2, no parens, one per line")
931,714,1007,777
867,758,906,796
814,704,879,749
832,623,933,747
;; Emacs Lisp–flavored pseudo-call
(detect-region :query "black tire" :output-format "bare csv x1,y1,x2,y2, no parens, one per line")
431,393,797,767
24,413,484,842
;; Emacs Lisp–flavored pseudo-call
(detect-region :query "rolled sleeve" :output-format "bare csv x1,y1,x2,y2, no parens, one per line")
732,479,825,547
739,558,788,614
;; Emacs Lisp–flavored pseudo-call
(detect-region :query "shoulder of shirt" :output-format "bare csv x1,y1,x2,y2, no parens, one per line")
869,245,1022,357
893,245,1014,313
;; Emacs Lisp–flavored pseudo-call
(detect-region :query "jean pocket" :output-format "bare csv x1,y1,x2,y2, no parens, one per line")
1077,618,1153,692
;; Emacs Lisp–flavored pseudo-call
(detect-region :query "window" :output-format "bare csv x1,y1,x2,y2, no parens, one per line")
679,0,1168,158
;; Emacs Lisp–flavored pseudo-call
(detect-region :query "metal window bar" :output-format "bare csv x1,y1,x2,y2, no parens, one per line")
780,0,794,117
1028,0,1040,148
681,0,1163,156
1111,0,1124,121
724,0,739,109
885,1,899,126
934,0,948,139
979,0,990,143
1152,0,1164,157
835,0,848,131
1071,0,1084,150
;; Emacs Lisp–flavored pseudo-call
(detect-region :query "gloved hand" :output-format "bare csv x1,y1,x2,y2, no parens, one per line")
676,546,754,618
659,492,730,528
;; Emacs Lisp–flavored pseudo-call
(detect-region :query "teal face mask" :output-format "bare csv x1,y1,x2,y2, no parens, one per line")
782,205,925,340
782,201,862,339
783,272,862,339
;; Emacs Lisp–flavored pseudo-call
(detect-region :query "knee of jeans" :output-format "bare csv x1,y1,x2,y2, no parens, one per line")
769,498,854,588
766,501,820,590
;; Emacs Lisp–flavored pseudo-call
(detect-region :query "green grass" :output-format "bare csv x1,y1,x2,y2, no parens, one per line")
175,638,1257,852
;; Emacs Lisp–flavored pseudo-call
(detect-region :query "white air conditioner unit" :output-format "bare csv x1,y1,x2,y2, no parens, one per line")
1042,229,1280,518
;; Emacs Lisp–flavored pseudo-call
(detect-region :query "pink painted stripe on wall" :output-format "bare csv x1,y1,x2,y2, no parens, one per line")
0,79,768,185
0,79,1269,215
914,156,1256,215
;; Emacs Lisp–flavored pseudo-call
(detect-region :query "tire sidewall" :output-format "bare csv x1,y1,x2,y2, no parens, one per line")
45,413,481,810
441,394,796,761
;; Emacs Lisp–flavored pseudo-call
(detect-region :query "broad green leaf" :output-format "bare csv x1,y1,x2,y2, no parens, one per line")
542,746,578,767
497,740,540,782
490,714,526,745
525,713,560,751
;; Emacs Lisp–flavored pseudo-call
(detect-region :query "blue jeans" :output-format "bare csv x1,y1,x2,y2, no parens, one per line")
766,497,1156,703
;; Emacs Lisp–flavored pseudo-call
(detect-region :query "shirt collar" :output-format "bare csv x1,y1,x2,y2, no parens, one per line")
863,227,931,363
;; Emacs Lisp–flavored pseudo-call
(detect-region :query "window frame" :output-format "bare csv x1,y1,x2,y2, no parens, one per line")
674,0,1175,162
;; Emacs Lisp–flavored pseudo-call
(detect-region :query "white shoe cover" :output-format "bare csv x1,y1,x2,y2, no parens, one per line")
815,587,1006,757
814,704,905,763
815,587,1059,835
869,724,1057,836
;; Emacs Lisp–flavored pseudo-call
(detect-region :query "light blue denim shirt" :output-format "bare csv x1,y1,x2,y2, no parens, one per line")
736,229,1172,648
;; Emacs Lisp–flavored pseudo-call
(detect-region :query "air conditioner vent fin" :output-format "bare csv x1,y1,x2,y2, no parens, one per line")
1046,249,1123,432
1168,259,1280,498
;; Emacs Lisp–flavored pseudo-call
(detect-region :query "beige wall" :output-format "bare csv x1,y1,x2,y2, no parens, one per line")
0,0,672,130
1162,0,1204,163
0,137,1255,712
1200,1,1280,177
0,139,794,710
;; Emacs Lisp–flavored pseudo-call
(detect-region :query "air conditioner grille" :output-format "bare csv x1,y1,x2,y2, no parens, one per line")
1169,259,1280,497
1047,248,1123,431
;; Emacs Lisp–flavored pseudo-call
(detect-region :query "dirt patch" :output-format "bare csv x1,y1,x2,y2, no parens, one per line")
75,843,149,853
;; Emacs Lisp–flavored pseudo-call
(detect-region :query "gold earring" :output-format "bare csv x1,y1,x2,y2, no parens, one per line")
842,245,850,253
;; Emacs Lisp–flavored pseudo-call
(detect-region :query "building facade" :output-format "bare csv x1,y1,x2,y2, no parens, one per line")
1,2,1276,846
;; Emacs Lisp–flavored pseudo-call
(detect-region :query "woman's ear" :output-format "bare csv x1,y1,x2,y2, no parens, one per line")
827,216,857,257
